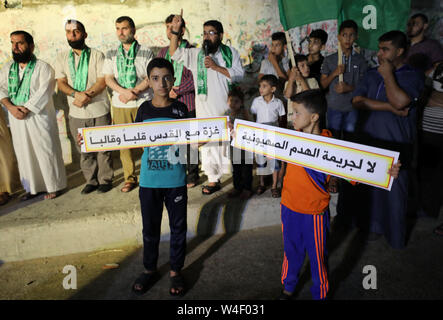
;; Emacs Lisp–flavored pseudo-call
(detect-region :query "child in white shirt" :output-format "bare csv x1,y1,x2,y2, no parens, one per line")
250,74,286,197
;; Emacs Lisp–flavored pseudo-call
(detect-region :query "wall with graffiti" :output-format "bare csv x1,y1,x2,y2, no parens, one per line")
0,0,441,164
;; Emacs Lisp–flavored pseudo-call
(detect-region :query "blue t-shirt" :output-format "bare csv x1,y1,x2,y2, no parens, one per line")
135,100,189,188
353,64,424,144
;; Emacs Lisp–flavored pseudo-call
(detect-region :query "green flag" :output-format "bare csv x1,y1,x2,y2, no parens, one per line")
339,0,411,50
278,0,343,30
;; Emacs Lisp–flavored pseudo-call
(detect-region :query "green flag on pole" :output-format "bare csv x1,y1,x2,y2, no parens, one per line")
278,0,411,50
339,0,411,50
278,0,343,31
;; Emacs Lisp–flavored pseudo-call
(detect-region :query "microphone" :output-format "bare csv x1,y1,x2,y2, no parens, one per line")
204,40,210,56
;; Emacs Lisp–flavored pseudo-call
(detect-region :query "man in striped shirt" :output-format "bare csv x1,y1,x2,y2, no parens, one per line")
157,14,199,187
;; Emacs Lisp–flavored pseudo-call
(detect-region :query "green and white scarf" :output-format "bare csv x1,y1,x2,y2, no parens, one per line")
197,44,232,95
68,47,91,92
117,41,138,89
8,55,37,105
165,41,187,87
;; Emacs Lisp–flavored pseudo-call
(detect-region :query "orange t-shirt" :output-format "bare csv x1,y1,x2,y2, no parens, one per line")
281,129,332,215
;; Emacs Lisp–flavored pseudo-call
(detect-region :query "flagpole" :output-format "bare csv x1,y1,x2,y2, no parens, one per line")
284,31,296,69
338,42,343,83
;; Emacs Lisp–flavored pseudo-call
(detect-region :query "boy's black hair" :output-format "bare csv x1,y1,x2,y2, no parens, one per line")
295,53,308,66
271,32,287,45
147,57,174,78
290,89,327,119
228,86,244,102
288,54,308,69
339,19,359,34
65,19,86,33
165,14,186,30
10,30,34,46
116,16,135,29
410,13,428,24
378,30,408,57
203,20,224,34
259,74,279,88
309,29,328,45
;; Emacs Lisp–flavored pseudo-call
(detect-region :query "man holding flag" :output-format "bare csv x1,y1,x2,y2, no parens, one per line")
55,19,114,195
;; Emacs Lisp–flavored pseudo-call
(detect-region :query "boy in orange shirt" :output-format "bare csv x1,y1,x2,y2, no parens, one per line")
279,89,400,300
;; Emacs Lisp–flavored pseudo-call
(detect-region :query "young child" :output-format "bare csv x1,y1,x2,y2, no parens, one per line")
132,58,189,297
320,20,367,139
258,32,289,86
279,89,400,300
307,29,328,82
284,54,320,128
225,87,253,199
250,74,286,197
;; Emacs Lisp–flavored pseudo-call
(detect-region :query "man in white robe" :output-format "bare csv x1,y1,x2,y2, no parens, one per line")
169,15,244,194
0,31,66,200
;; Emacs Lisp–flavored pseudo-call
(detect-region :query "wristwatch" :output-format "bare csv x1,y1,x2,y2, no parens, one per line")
70,91,76,98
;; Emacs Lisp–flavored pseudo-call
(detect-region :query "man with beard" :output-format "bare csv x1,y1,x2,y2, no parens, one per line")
0,31,67,200
103,16,154,193
157,14,199,188
55,20,113,194
406,13,443,75
351,31,424,249
169,12,244,195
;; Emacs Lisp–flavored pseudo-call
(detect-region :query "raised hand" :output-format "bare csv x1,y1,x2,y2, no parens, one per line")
171,9,184,33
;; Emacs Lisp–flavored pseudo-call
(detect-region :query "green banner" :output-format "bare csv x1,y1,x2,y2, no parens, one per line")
278,0,411,50
339,0,411,50
278,0,342,30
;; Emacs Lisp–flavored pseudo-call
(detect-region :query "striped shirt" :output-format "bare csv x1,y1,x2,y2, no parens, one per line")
422,106,443,134
157,40,196,113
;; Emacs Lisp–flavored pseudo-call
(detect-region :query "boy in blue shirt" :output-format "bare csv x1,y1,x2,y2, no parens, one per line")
132,58,189,296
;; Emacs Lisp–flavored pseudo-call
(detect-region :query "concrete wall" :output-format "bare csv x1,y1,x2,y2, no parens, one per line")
0,0,283,70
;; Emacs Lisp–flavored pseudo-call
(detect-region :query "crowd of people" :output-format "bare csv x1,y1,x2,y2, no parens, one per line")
0,11,441,300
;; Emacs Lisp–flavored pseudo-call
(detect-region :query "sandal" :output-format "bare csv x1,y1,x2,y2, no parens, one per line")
202,183,221,195
0,193,10,206
170,273,186,297
256,185,266,195
278,290,293,300
187,182,196,188
434,223,443,236
121,182,136,193
132,271,159,296
44,191,61,200
20,193,39,202
271,188,281,198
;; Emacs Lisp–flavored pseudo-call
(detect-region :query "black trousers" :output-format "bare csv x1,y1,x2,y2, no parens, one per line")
417,130,443,217
139,186,187,272
232,163,253,191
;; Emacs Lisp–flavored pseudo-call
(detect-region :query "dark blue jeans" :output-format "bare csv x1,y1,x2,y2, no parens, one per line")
327,108,358,133
139,186,188,272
